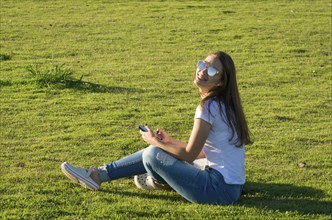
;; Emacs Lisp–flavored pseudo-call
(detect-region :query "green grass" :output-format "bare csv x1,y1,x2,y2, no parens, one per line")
1,0,331,219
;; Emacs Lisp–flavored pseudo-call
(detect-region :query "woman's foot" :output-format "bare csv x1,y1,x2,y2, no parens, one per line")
134,173,172,191
61,162,101,190
90,168,102,186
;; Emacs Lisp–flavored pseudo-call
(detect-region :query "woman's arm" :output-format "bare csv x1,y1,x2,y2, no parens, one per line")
140,119,210,162
196,150,206,159
155,128,206,160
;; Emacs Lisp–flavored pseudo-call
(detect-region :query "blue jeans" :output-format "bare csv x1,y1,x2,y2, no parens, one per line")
99,146,243,205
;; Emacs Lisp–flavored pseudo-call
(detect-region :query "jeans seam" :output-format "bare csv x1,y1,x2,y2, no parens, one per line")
107,158,142,170
106,158,144,180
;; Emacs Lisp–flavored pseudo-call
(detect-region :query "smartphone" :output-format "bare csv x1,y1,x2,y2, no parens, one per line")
138,125,148,132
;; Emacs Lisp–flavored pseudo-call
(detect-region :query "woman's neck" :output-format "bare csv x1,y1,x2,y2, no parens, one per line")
199,88,209,99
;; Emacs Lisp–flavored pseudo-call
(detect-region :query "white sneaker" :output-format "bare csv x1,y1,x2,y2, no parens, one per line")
61,162,100,190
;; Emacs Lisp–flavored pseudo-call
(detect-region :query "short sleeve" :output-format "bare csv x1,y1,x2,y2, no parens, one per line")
194,101,219,125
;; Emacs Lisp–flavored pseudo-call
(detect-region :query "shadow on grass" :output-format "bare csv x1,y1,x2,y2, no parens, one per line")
240,182,331,216
0,78,141,94
65,80,140,93
101,182,331,216
100,188,185,203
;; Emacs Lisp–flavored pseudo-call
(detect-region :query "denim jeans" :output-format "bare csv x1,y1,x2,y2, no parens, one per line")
99,146,243,205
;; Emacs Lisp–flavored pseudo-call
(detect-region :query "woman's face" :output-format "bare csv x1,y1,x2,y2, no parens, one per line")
194,54,223,94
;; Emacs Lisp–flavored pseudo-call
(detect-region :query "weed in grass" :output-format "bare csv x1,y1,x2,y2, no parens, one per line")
0,54,11,61
0,79,13,87
26,64,78,88
25,64,137,93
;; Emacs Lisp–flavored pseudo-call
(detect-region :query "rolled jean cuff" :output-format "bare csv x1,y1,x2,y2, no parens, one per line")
98,165,111,183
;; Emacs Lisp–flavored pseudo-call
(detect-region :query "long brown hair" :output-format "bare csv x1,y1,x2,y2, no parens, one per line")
201,51,253,146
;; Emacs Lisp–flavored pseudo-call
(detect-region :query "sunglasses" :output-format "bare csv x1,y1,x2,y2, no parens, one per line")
197,60,220,77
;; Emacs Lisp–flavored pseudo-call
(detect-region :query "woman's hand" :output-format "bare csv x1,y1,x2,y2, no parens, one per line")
155,129,171,143
139,125,158,145
140,125,170,146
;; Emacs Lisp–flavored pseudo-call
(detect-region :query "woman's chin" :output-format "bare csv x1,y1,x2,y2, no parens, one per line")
194,78,206,87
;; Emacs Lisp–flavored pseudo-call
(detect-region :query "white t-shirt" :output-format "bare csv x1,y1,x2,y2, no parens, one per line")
194,100,245,185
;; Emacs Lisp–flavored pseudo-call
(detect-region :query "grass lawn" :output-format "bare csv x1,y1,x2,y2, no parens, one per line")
1,0,331,219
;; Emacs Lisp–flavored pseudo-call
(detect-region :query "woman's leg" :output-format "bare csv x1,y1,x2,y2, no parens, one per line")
61,148,148,190
142,146,243,204
98,149,147,182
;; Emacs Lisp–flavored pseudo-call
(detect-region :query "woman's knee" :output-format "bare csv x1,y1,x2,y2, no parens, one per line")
142,145,160,164
143,146,177,167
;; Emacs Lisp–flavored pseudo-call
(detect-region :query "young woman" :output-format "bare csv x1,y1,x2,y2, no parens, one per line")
61,51,252,205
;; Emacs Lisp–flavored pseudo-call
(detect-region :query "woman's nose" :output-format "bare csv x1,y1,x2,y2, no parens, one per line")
199,68,207,76
197,69,208,79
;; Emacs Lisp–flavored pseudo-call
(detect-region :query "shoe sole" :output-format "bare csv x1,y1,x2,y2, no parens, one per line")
61,162,99,190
